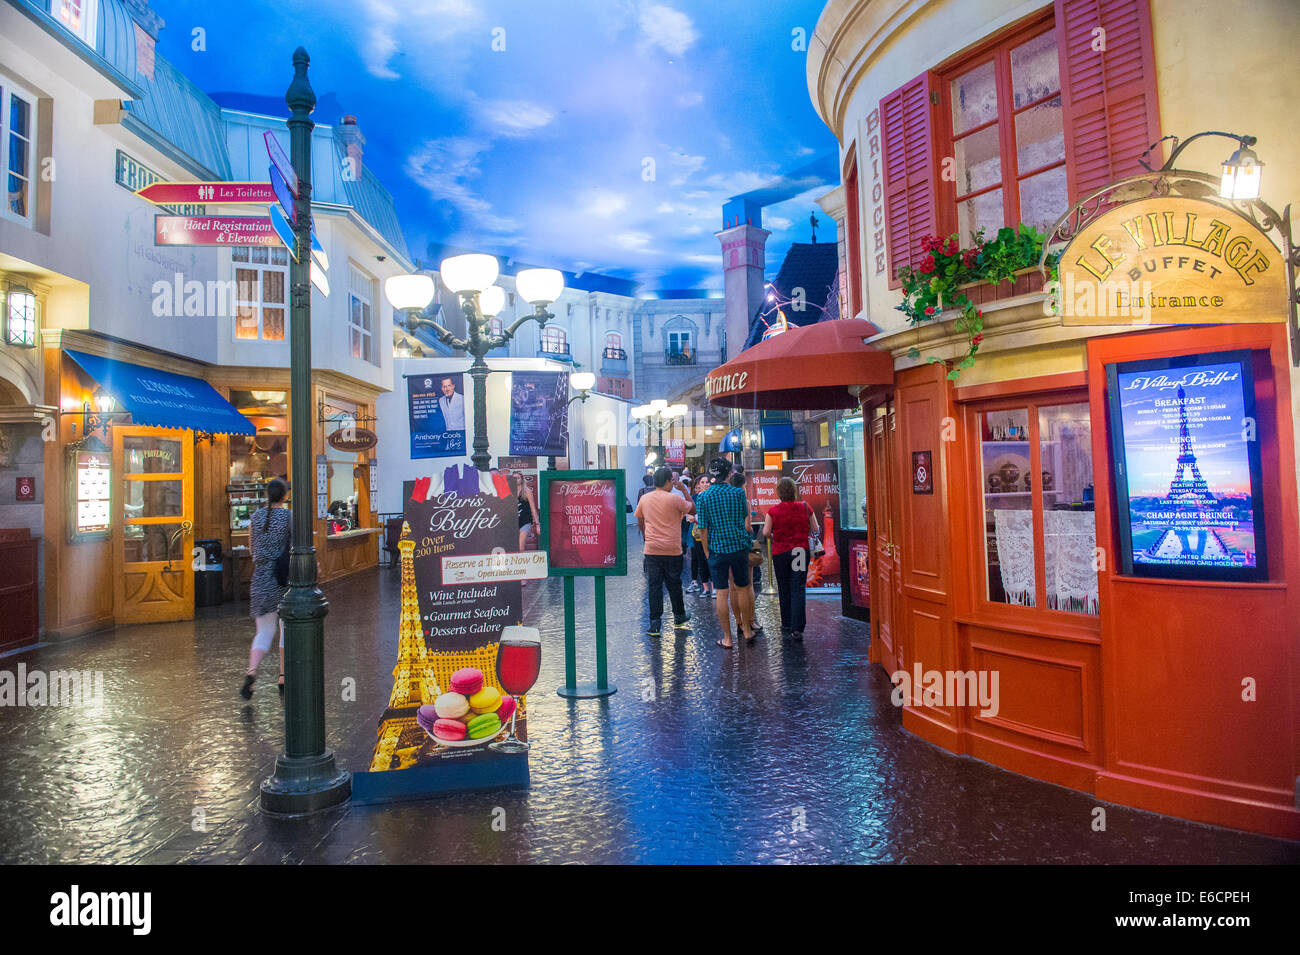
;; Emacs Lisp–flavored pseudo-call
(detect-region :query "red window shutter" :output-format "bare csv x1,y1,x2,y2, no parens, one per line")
880,72,939,289
844,146,863,316
1056,0,1161,202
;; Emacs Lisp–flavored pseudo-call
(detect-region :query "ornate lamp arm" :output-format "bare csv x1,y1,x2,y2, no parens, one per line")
403,311,466,351
1139,131,1256,173
496,305,553,349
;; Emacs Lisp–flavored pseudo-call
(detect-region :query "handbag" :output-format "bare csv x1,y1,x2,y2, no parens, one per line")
749,541,764,568
262,507,290,587
807,502,826,559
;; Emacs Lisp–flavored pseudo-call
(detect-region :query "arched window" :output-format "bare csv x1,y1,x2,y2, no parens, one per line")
663,315,697,365
541,325,568,356
604,331,623,359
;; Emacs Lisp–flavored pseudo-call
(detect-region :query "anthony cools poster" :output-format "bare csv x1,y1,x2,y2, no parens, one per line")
782,457,841,591
368,465,528,773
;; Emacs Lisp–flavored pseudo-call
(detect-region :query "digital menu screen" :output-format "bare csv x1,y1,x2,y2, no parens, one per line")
1106,350,1267,581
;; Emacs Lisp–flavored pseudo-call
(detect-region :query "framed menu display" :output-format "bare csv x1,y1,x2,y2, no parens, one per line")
838,527,871,622
539,469,626,576
67,446,111,542
1106,349,1267,582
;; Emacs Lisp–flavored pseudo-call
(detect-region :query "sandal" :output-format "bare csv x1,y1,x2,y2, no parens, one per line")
278,675,285,698
716,638,733,650
240,674,255,700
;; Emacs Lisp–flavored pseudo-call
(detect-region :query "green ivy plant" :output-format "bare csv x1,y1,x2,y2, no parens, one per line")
897,224,1055,380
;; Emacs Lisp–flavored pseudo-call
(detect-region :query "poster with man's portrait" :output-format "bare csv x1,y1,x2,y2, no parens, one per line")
409,373,467,459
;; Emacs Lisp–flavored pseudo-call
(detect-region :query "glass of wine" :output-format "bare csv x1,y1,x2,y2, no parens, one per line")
491,631,541,753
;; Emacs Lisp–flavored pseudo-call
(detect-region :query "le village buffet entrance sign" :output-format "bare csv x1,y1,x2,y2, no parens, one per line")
1054,196,1286,326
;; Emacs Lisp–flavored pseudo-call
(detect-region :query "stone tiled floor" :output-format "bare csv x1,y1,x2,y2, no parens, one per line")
1,531,1296,864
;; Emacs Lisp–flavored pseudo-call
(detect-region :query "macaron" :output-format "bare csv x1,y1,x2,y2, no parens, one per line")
466,712,502,739
469,685,502,714
433,691,469,719
416,704,438,734
495,695,517,725
432,718,467,741
451,668,484,696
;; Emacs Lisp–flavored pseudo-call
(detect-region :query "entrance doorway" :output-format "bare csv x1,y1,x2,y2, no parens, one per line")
866,398,901,672
112,427,194,624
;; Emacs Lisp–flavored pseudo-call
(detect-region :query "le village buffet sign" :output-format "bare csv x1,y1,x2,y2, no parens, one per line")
1054,196,1286,326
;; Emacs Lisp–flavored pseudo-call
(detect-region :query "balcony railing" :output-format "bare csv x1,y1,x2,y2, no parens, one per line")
603,346,626,360
538,341,572,360
665,348,696,365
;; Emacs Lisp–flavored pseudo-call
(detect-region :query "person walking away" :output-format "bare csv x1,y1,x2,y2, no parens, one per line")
635,472,654,504
727,470,765,637
762,476,819,641
634,467,694,636
241,477,291,699
686,475,712,595
697,457,755,649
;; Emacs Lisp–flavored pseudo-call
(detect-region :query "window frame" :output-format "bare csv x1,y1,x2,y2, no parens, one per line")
937,11,1064,241
960,380,1100,632
604,331,622,351
56,0,97,47
348,262,376,365
231,246,289,342
1,79,38,228
541,325,568,354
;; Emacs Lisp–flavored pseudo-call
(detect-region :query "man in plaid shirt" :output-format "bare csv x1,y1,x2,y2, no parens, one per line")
696,457,756,648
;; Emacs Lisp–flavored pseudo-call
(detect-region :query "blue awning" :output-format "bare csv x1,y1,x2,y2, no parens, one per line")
718,425,792,452
65,350,255,435
719,427,742,452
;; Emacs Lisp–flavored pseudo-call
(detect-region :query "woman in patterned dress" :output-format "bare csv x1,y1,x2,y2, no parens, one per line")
240,477,291,700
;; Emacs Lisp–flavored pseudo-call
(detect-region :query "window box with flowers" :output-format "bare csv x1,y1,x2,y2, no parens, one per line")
897,224,1057,380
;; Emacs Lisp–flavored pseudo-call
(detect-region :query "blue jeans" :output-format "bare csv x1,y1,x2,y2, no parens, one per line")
772,550,807,632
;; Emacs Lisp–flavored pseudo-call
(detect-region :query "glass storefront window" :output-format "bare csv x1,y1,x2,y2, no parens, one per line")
324,396,367,535
1039,402,1097,615
835,414,867,528
228,390,288,484
123,436,181,474
980,408,1035,605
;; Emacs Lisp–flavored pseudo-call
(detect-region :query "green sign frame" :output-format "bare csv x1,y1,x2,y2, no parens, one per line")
538,469,627,577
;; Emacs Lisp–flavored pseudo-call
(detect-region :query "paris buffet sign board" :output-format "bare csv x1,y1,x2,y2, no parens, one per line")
1055,196,1286,326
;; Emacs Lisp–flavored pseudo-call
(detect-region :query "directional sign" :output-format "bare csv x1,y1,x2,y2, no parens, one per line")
154,215,278,246
311,260,330,297
268,164,296,224
267,204,299,261
264,131,299,198
310,230,327,270
137,181,276,205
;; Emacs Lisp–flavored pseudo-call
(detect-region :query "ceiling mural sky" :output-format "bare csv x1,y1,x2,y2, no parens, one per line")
150,0,839,291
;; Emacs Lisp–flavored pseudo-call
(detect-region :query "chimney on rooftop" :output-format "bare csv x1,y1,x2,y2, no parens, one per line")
123,0,164,80
338,115,366,181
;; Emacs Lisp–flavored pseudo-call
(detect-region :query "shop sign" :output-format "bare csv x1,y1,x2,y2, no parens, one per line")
744,469,781,519
704,370,748,399
540,470,627,576
327,426,377,453
1055,196,1286,326
665,439,685,464
115,149,206,216
15,476,35,502
912,450,933,494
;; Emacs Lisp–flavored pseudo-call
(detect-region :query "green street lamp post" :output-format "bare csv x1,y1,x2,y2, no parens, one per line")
631,400,687,468
385,260,567,471
259,47,351,815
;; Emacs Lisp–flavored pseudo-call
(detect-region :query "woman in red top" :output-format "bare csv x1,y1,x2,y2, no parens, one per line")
761,477,820,641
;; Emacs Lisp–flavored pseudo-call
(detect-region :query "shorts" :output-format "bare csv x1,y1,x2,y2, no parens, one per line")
707,549,751,590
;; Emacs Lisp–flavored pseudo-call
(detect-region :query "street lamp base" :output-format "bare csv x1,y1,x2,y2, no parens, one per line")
259,750,352,816
556,682,618,699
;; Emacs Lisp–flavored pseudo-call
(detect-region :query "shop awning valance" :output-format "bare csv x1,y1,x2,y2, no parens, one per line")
705,319,894,410
65,350,255,435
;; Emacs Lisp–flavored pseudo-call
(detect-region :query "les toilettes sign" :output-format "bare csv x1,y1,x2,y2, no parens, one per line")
1053,196,1286,326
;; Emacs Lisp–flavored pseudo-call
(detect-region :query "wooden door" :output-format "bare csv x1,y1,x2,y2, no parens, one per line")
868,399,901,673
113,427,194,624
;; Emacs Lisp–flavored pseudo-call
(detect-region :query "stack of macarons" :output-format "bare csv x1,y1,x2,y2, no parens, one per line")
415,667,518,743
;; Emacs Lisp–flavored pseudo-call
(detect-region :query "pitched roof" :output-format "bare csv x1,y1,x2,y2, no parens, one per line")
744,241,838,349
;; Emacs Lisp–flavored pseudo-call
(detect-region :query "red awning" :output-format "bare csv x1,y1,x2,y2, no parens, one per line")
705,319,894,410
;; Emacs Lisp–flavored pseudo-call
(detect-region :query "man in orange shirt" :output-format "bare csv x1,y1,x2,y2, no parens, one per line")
634,466,695,637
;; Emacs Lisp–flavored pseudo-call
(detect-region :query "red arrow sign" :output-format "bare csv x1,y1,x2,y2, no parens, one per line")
137,181,277,205
154,215,282,247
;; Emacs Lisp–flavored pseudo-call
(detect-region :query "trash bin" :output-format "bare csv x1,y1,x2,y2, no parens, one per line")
194,538,225,608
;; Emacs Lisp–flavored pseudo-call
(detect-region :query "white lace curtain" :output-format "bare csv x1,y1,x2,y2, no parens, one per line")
994,510,1098,614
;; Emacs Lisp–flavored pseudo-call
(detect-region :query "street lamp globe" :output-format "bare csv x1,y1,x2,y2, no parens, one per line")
479,284,506,317
440,253,499,294
631,404,651,419
516,268,565,305
650,398,668,414
667,403,689,418
570,371,596,394
384,273,436,312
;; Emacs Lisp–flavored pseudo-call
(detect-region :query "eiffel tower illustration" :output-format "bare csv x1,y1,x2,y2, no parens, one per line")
1145,386,1234,563
369,521,441,772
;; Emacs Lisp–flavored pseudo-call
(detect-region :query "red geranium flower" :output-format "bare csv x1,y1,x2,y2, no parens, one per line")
918,254,936,274
971,333,984,347
924,306,936,316
944,236,959,256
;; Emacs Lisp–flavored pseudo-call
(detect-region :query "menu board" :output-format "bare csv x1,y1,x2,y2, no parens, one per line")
71,449,111,539
838,528,871,622
1107,350,1267,581
539,470,626,576
744,469,782,520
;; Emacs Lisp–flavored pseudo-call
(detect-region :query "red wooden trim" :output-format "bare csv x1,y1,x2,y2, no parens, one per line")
954,370,1088,402
843,140,863,316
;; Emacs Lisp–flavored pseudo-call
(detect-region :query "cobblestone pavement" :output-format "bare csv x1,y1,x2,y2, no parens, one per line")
2,530,1296,864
